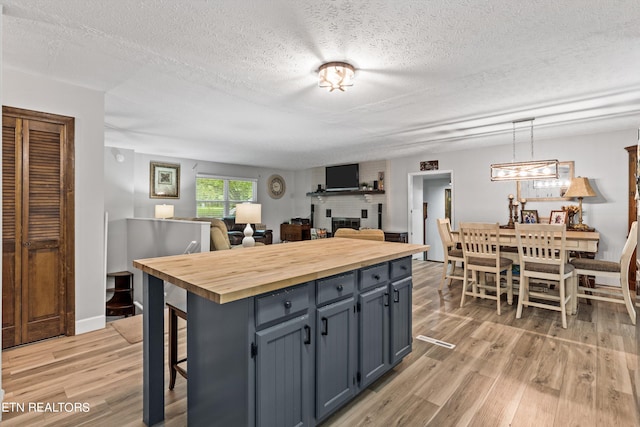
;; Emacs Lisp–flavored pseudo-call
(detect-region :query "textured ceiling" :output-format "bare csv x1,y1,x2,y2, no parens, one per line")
3,0,640,169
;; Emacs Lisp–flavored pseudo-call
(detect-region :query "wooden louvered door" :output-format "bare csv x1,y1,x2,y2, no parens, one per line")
2,107,75,349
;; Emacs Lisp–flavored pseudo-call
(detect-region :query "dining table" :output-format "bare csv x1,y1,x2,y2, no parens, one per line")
450,227,600,315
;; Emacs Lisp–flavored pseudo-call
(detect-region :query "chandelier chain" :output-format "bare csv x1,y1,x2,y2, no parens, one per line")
530,119,534,159
512,122,516,162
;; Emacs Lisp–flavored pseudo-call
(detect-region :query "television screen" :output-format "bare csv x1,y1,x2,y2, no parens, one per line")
326,164,359,191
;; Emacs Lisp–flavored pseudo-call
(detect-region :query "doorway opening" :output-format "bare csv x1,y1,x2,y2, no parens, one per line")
407,170,453,261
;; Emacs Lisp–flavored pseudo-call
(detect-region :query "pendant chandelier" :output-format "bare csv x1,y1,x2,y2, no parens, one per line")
318,62,355,92
490,118,559,181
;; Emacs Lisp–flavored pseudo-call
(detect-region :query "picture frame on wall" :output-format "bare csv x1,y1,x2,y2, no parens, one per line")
549,210,568,224
521,209,539,224
150,161,180,199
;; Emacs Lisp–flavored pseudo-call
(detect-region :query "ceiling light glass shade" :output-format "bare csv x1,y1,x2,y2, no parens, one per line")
490,160,559,181
318,62,355,92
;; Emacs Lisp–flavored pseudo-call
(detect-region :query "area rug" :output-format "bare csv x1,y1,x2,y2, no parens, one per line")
110,308,186,344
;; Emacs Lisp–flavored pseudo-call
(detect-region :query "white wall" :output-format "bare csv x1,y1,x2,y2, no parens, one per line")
292,160,391,231
385,129,636,262
104,147,135,273
133,153,296,238
103,149,297,272
126,218,210,306
4,69,106,334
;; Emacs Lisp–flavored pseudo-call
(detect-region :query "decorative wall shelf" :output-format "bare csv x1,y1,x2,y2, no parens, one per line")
306,190,385,203
306,190,385,197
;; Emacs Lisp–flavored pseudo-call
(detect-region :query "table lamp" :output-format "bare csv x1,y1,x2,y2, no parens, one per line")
236,203,262,247
563,177,596,230
154,204,174,219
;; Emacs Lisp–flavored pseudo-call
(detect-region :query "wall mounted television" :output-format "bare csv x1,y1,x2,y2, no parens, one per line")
326,163,359,191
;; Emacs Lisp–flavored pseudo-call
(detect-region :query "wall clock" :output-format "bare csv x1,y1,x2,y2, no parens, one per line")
267,174,286,199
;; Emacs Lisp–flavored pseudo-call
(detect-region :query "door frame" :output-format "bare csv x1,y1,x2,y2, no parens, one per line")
3,106,75,340
407,170,454,261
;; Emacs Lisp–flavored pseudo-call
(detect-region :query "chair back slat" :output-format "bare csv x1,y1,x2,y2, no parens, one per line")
460,222,501,266
515,223,567,267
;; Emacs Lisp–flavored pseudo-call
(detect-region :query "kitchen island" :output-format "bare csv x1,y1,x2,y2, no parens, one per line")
134,238,429,427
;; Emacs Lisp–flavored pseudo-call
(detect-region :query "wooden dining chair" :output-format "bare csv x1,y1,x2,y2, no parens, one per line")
436,218,465,290
459,222,514,315
570,221,637,325
515,223,575,329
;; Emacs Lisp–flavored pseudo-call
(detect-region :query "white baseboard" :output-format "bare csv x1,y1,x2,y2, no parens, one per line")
75,315,106,335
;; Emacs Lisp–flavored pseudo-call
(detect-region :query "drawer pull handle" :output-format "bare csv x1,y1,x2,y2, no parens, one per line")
401,265,407,270
373,274,381,281
394,289,400,303
321,317,328,335
284,301,292,309
304,325,311,344
336,284,344,292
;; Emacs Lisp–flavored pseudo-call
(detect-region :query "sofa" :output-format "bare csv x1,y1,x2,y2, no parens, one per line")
222,217,273,246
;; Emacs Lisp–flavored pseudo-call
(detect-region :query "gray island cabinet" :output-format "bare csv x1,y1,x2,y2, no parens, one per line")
134,238,428,427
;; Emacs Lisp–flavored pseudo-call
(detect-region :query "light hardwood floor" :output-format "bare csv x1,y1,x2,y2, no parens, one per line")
1,261,638,426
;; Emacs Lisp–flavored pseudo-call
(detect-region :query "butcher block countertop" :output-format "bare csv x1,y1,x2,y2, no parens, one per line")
134,238,429,304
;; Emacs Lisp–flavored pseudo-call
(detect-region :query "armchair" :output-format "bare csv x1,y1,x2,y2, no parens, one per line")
222,217,273,246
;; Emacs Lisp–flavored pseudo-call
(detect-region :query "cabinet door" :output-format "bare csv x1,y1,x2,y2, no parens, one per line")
256,314,311,427
390,277,412,365
316,297,356,420
358,285,389,388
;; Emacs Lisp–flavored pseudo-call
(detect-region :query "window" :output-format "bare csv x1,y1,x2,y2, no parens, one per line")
196,174,257,218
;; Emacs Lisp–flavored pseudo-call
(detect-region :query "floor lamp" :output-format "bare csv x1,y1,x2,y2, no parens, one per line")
236,203,262,247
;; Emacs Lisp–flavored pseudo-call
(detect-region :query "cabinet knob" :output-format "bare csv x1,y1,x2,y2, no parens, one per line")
373,274,380,281
336,284,344,292
284,300,292,309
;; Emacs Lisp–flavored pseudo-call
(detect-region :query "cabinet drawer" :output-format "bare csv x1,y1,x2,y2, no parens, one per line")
255,284,310,328
390,257,411,280
317,272,355,306
359,263,389,291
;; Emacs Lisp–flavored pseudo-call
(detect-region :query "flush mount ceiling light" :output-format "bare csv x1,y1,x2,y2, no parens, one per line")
318,61,355,92
490,118,559,181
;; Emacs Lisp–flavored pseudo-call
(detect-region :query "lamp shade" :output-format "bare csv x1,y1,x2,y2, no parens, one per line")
154,204,174,219
564,177,596,198
236,203,261,224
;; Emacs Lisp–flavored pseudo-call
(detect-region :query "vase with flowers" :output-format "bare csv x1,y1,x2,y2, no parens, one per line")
562,205,580,228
